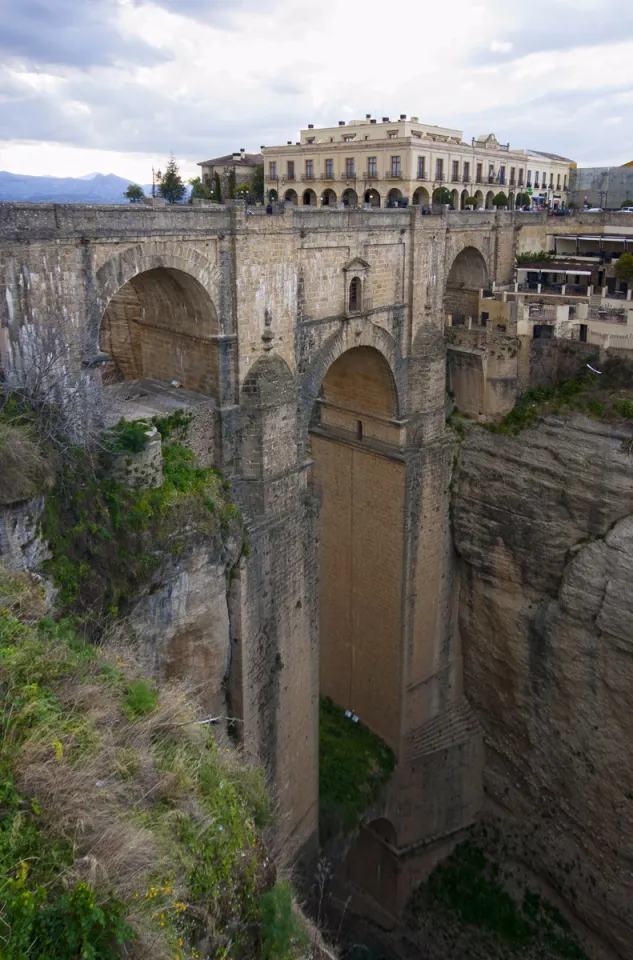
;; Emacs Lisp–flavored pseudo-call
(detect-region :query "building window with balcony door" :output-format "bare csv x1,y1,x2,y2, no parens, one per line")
368,157,377,178
488,164,495,183
305,160,313,179
500,166,506,184
550,173,554,187
564,175,568,189
287,161,295,180
519,168,524,185
534,172,539,187
346,157,355,178
476,163,483,183
391,156,401,177
463,161,470,182
325,159,333,178
452,160,459,182
418,156,426,179
436,158,444,180
269,161,276,179
527,170,532,186
510,167,516,185
557,174,561,188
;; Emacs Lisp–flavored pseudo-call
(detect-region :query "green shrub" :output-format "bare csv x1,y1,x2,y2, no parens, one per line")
259,881,309,960
123,680,158,719
105,418,152,454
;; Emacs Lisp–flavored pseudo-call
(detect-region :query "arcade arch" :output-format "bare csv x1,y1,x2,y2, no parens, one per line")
387,187,402,207
284,189,298,204
302,188,317,206
342,188,358,207
321,188,336,206
364,188,381,207
99,266,220,397
412,186,430,206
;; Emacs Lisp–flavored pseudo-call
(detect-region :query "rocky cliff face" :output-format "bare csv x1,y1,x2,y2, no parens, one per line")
453,415,633,960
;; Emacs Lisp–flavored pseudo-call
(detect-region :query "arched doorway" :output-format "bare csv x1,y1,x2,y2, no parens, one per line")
485,190,494,209
364,188,381,207
475,190,484,209
508,191,514,209
450,189,459,210
342,188,358,207
461,189,469,210
100,267,220,396
284,189,298,204
268,188,278,201
387,188,402,207
412,186,430,206
444,246,489,326
321,188,337,206
302,188,317,206
309,346,403,749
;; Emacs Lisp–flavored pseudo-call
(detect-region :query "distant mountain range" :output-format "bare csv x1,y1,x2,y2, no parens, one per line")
0,171,156,203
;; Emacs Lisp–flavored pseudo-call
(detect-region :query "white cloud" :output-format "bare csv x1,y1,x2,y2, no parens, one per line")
490,40,514,52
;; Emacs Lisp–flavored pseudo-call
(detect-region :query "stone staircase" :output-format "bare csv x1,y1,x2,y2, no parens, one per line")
405,697,482,762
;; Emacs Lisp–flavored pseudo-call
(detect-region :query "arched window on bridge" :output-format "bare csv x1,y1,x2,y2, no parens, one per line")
349,276,362,313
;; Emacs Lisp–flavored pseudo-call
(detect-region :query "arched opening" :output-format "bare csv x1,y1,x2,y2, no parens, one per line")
346,818,399,916
387,187,402,207
412,186,430,206
475,190,484,208
485,190,494,209
444,246,489,326
364,188,381,207
309,346,403,751
508,191,515,210
450,189,459,210
348,276,362,313
342,188,358,207
268,188,278,201
321,188,337,206
284,189,298,204
100,266,220,396
461,189,469,210
302,188,317,206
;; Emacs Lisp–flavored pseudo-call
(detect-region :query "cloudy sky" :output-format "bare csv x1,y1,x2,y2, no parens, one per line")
0,0,631,181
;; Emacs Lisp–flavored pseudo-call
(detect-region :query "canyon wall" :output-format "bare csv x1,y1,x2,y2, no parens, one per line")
453,415,633,959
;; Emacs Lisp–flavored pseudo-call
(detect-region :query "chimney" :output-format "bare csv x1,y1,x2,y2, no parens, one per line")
400,114,406,120
240,148,245,159
338,120,345,126
287,141,292,145
382,116,389,122
260,145,265,150
308,124,314,129
365,113,371,119
370,119,377,124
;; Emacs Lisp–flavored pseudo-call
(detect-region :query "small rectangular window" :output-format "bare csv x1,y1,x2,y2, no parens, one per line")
388,130,398,139
343,135,355,142
391,156,401,176
287,160,295,179
346,157,355,178
269,161,276,178
368,156,377,177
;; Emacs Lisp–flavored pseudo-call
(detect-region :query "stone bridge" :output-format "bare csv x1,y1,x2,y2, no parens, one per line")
0,200,521,912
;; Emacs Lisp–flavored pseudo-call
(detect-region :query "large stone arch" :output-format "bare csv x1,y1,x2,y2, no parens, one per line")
298,322,404,456
444,244,489,326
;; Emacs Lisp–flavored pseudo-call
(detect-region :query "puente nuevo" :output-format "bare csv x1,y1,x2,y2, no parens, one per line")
0,199,626,925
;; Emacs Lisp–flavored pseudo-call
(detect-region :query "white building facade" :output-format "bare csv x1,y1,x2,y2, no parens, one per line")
262,116,573,210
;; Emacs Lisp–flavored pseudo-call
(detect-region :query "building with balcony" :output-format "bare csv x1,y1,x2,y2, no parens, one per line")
261,116,573,209
197,149,263,197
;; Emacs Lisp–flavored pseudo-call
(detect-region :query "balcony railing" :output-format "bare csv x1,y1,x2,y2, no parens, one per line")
463,176,470,183
417,173,428,180
451,176,460,183
304,173,315,180
364,171,379,179
287,174,296,181
488,176,495,184
385,172,403,179
321,172,335,180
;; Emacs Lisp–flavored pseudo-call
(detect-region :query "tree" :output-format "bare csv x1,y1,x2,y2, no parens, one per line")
251,164,264,203
236,183,249,200
432,186,452,205
124,183,144,202
493,192,508,208
465,195,478,208
614,252,633,284
516,192,531,208
158,155,186,204
228,168,236,200
187,176,212,202
212,171,222,203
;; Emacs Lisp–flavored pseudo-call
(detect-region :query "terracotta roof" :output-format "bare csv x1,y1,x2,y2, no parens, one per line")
198,153,262,167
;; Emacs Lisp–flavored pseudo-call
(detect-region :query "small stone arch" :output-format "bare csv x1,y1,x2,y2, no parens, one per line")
475,190,484,208
508,191,515,210
364,188,381,207
485,190,494,209
412,186,430,206
284,188,298,204
321,188,337,206
461,189,469,210
239,354,297,483
342,188,357,207
302,188,317,206
298,323,403,455
450,189,459,210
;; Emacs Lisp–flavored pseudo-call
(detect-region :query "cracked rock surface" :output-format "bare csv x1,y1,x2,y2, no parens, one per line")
453,415,633,960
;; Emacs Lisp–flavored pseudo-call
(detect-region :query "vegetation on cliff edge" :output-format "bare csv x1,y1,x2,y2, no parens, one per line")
0,564,311,960
318,698,396,844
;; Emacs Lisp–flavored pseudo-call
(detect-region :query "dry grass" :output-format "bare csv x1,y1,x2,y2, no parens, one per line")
0,421,51,506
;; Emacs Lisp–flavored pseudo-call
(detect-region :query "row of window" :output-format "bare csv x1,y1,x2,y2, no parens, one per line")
267,159,567,189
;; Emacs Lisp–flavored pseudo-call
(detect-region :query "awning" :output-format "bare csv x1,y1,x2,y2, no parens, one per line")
518,267,592,276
